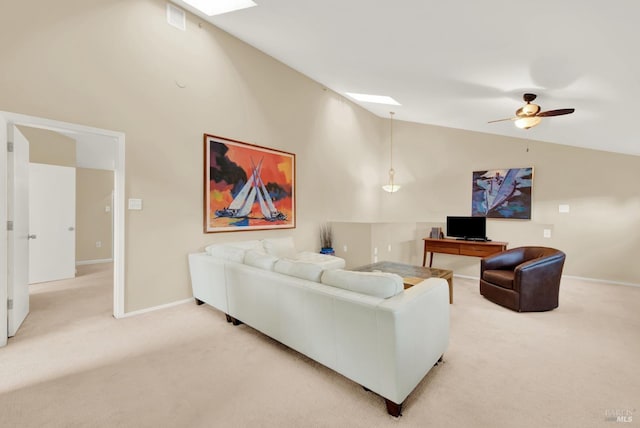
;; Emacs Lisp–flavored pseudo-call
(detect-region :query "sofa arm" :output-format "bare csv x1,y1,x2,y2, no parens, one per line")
188,253,229,313
374,278,450,404
514,252,566,292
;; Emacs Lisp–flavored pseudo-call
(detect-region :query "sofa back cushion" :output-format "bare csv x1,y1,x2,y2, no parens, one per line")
274,259,324,282
244,250,279,271
263,237,297,259
204,244,246,263
320,269,404,299
294,251,346,270
205,240,265,263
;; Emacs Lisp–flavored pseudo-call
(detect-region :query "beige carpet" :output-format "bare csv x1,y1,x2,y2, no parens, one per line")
1,263,638,428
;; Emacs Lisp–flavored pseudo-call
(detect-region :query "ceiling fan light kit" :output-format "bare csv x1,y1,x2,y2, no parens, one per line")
489,93,575,130
515,116,542,129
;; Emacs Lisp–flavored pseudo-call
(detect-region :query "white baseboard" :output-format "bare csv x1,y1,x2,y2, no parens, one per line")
453,274,479,280
454,273,639,288
118,297,194,318
76,258,113,266
562,275,640,288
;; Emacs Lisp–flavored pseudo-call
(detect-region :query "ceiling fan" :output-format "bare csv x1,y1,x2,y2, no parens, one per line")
489,93,575,129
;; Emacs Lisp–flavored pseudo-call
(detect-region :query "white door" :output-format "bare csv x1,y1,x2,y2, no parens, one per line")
1,117,8,346
29,163,76,284
7,125,30,337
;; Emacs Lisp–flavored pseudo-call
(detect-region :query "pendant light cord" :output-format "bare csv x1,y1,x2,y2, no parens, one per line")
389,112,394,171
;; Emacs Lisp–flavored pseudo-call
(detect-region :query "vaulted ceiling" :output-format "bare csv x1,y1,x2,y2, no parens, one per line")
173,0,640,156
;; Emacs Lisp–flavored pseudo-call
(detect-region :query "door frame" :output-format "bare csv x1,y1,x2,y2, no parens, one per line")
1,111,126,324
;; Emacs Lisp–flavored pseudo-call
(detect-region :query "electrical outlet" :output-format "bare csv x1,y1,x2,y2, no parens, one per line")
343,245,348,252
96,241,102,248
387,244,392,252
374,247,378,255
543,229,551,238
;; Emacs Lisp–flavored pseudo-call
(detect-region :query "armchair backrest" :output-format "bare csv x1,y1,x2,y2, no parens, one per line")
482,246,566,273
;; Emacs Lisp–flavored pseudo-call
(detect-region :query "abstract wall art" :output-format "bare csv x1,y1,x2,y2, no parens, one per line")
204,134,295,233
472,167,533,219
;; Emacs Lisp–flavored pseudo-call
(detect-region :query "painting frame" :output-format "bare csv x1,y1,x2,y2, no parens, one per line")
472,167,533,219
204,134,296,233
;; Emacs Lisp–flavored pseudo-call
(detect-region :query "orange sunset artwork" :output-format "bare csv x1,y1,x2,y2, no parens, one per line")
205,135,295,232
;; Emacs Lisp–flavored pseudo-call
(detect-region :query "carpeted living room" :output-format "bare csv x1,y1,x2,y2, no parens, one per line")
1,1,639,427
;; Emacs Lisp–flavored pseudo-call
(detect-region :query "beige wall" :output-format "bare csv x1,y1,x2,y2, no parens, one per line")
76,168,113,262
0,0,382,311
2,0,638,315
372,122,640,283
20,126,76,167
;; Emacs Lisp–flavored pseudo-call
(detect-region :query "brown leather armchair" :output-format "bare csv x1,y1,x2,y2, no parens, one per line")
480,247,566,312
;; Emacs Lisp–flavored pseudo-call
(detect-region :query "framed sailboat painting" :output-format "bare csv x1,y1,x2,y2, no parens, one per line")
471,167,533,219
204,134,296,233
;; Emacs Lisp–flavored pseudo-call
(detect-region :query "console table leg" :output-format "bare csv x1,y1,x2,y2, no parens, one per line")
429,252,434,268
422,244,427,267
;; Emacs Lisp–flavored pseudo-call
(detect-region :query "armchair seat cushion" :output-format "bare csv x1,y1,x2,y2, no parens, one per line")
482,270,515,290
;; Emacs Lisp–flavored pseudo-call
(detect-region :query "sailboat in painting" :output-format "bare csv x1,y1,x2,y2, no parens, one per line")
215,159,287,222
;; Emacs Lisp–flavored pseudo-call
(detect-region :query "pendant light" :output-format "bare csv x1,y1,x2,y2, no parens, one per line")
382,111,401,193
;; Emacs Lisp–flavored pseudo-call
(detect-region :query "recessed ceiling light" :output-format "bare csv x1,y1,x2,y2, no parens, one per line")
346,93,401,106
181,0,257,16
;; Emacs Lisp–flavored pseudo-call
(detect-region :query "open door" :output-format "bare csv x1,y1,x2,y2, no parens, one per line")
7,125,30,337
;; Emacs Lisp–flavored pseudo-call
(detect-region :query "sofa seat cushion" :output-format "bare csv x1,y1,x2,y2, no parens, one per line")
482,269,515,289
274,259,324,282
244,250,279,271
321,269,403,299
294,251,346,270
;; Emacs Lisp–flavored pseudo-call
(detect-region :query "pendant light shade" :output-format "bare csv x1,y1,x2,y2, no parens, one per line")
382,112,401,193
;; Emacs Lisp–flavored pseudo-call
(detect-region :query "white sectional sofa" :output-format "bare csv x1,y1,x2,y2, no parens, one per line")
188,237,450,416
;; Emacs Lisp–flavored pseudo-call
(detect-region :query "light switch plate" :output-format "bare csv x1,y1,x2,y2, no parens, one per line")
128,198,143,210
543,229,552,238
559,204,570,213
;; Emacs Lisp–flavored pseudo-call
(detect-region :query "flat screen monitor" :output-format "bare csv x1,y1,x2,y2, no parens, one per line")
446,216,487,241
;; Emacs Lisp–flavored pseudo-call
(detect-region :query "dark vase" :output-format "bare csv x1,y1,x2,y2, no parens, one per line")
320,247,335,256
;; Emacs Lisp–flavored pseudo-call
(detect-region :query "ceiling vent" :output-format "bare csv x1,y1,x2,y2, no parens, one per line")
166,3,186,31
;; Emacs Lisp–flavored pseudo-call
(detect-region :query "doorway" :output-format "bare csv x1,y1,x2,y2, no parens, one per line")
1,111,125,347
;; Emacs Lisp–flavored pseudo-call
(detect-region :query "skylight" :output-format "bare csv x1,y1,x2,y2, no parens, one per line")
181,0,257,16
345,93,401,106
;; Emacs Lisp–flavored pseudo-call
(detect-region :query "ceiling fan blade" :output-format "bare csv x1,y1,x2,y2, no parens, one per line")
537,108,575,117
487,117,516,124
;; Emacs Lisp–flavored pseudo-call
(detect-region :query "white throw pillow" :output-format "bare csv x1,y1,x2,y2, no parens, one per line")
274,259,324,282
244,250,279,271
263,237,297,259
204,244,245,263
320,269,404,299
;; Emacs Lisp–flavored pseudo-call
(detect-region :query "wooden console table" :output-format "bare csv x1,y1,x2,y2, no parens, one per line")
422,238,507,267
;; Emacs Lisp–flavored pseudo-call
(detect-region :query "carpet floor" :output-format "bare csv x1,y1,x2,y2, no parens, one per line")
0,263,638,427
